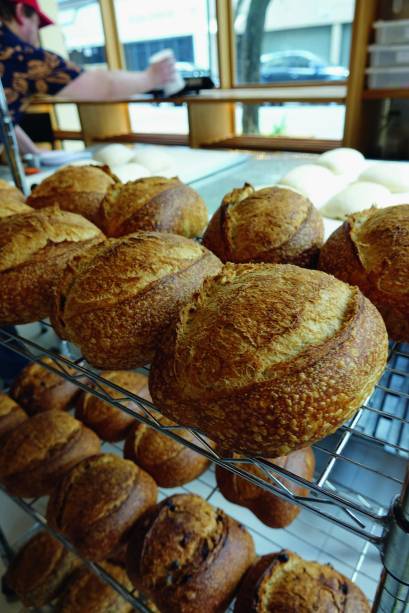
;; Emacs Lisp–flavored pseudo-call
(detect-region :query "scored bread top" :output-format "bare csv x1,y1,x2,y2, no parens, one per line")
0,207,103,273
27,165,116,200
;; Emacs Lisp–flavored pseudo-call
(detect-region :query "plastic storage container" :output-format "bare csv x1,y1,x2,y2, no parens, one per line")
366,66,409,89
374,19,409,45
368,44,409,67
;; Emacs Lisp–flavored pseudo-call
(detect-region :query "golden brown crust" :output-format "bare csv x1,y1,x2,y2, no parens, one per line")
202,185,324,267
4,531,81,608
0,179,25,199
75,371,149,442
27,165,119,224
0,198,32,219
124,416,212,487
0,392,27,439
47,453,157,561
51,231,222,369
216,448,315,528
0,207,104,325
0,410,100,497
319,205,409,341
126,493,255,613
11,357,82,416
234,550,370,613
99,176,208,238
149,263,388,456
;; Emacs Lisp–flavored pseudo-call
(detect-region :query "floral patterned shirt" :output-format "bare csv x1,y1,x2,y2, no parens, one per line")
0,22,83,123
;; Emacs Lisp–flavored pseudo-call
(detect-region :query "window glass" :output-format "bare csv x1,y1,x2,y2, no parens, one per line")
57,0,107,69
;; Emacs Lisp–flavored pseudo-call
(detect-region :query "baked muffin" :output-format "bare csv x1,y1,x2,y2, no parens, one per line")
0,410,100,497
319,205,409,341
203,184,324,267
4,531,81,608
216,447,315,528
99,176,208,238
47,453,157,561
124,416,212,487
234,550,370,612
76,371,149,442
126,493,255,613
51,232,222,369
0,391,27,440
150,263,388,456
27,164,118,224
11,356,81,416
0,206,104,325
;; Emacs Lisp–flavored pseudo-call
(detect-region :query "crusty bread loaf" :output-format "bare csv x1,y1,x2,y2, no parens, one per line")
319,205,409,342
4,531,81,608
124,416,212,487
0,410,100,497
11,357,81,416
203,184,324,267
27,164,118,224
51,232,222,369
149,263,388,456
47,453,157,561
234,550,370,612
216,447,315,528
99,176,208,238
0,199,32,219
126,493,255,613
0,207,104,325
0,179,25,200
76,371,149,442
0,391,27,440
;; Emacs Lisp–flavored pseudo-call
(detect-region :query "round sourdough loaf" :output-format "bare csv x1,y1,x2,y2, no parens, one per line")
0,207,104,325
27,164,118,224
234,550,370,613
98,176,208,238
126,493,255,613
51,232,222,369
319,205,409,342
203,184,323,267
149,263,388,456
0,392,27,440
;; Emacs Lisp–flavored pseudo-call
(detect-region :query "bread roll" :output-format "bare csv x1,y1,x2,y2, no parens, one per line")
98,176,208,238
27,164,118,223
234,550,370,613
0,410,100,497
11,356,81,416
0,207,104,325
216,447,315,528
0,392,27,440
4,531,81,608
47,453,157,561
203,184,323,267
0,199,32,219
51,232,222,369
149,263,388,456
319,205,409,341
124,416,212,487
0,178,25,200
126,493,255,613
76,371,149,442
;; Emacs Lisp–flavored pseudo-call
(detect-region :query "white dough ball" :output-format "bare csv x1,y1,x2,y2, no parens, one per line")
279,164,344,207
94,144,135,166
130,147,174,173
317,147,367,179
110,163,151,183
320,181,390,220
359,162,409,193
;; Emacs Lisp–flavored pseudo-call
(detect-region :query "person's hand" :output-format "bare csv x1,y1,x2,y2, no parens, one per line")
145,56,177,90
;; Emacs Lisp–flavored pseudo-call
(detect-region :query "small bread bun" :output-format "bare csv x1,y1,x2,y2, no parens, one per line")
216,447,315,528
0,200,32,219
0,410,100,497
76,371,149,442
27,164,118,223
234,550,370,613
11,356,81,416
0,391,27,440
0,207,104,325
98,176,208,238
51,232,222,369
47,453,157,561
203,184,323,267
149,263,388,456
4,531,81,608
319,205,409,341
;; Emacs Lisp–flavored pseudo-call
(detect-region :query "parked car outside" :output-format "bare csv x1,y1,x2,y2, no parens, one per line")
260,50,349,83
